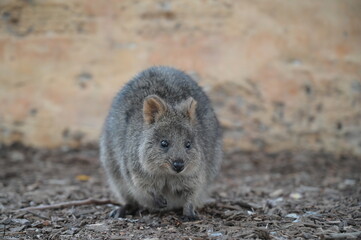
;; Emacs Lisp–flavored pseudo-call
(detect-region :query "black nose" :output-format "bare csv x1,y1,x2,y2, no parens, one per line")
172,160,184,173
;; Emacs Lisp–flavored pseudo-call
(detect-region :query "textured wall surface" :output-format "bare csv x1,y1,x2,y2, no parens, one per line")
0,0,360,155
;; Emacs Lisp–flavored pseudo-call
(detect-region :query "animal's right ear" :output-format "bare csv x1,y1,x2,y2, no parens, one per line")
143,95,167,124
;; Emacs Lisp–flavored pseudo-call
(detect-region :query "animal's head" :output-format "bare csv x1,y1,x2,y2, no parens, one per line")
139,95,202,176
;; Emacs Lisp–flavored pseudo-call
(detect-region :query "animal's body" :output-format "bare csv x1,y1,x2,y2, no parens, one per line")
100,66,222,219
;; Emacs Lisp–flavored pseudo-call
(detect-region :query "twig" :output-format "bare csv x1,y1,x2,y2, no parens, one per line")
216,203,243,211
303,223,319,229
24,210,50,220
325,231,361,239
230,199,261,210
4,231,27,235
16,198,120,212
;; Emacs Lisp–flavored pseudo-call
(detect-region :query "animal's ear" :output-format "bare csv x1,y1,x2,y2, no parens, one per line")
143,95,167,124
179,97,197,123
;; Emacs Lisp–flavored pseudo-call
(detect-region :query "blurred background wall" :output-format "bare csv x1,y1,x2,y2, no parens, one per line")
0,0,360,155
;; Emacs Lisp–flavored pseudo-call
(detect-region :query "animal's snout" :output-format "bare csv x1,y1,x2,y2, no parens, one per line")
172,159,184,173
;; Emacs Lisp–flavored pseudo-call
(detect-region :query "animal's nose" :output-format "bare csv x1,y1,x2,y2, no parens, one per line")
172,160,184,173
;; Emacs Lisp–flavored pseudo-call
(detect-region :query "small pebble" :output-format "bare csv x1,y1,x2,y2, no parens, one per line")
209,232,223,237
290,192,302,200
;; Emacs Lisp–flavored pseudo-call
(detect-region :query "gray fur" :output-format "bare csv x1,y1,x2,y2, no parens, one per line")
100,66,222,219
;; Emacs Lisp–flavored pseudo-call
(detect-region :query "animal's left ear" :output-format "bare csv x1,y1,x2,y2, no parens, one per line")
178,97,197,123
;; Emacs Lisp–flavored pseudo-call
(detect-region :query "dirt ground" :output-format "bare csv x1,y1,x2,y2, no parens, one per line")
1,144,360,240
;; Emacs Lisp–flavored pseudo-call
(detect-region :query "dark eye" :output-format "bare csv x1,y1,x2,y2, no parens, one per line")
185,141,191,149
160,140,169,148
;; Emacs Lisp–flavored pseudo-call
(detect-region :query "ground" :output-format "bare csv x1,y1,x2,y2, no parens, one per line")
1,144,360,239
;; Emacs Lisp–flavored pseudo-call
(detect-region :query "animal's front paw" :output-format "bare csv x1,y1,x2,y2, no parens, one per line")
109,207,125,218
182,202,199,221
109,204,138,218
153,194,167,209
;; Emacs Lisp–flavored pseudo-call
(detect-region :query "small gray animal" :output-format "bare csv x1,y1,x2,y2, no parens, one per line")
100,66,222,220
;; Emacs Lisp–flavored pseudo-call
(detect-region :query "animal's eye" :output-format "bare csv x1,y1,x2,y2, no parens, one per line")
185,141,191,149
160,140,169,148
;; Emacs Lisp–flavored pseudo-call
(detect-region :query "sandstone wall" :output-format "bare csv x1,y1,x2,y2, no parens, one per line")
0,0,360,155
